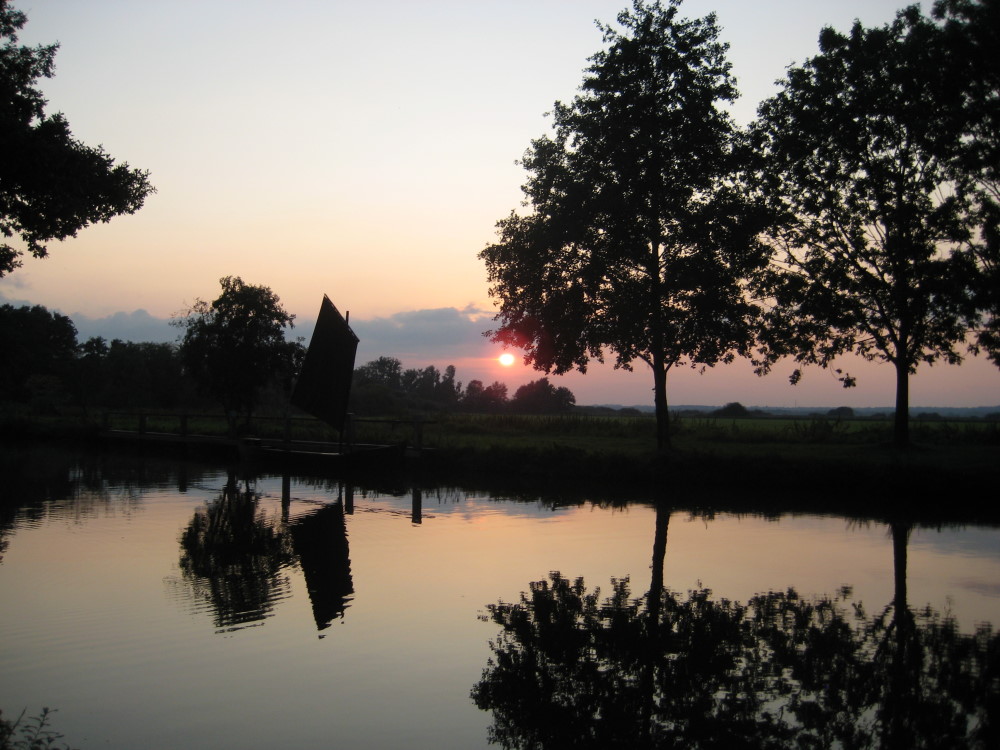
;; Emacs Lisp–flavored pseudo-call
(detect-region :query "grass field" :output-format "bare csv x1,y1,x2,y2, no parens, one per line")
25,406,998,453
3,404,997,516
5,406,996,496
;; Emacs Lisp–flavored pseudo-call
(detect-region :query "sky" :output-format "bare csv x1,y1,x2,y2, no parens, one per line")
2,0,997,408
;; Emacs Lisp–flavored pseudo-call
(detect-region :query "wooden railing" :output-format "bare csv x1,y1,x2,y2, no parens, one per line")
99,412,428,451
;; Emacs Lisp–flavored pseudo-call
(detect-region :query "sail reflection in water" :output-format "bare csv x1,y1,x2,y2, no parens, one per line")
473,510,999,749
289,501,353,631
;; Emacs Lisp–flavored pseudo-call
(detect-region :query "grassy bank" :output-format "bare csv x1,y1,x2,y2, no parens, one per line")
3,407,997,505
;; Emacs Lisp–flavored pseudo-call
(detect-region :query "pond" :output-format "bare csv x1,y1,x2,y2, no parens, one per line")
1,447,997,749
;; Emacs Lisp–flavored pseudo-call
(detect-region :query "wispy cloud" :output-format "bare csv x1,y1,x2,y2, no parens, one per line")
72,309,177,344
348,307,494,362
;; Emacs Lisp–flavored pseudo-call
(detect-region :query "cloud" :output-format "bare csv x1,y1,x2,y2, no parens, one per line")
345,307,495,362
71,309,177,344
1,290,177,343
0,288,33,306
2,296,495,359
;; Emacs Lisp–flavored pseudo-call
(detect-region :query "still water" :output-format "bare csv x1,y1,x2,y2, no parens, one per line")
1,449,997,748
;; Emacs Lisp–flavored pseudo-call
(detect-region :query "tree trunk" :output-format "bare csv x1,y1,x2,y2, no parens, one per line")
648,238,670,453
887,520,916,749
648,502,670,612
652,353,670,452
641,502,670,742
891,521,910,622
893,359,909,448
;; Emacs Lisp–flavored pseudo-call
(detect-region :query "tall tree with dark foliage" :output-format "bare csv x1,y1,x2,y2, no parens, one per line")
0,0,154,276
480,0,767,451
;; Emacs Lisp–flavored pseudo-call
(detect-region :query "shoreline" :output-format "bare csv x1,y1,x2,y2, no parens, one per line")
3,420,997,523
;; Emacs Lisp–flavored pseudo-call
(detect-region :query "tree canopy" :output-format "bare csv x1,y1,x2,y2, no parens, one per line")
510,378,575,414
750,3,992,446
480,0,767,451
0,302,76,406
0,0,154,276
932,0,1000,368
175,276,302,428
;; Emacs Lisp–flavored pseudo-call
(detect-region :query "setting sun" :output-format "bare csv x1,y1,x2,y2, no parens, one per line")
498,353,515,367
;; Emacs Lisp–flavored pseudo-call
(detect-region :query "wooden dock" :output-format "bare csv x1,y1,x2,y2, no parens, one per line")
97,412,420,470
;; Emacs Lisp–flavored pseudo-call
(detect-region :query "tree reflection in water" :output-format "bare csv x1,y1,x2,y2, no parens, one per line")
177,474,354,633
472,510,998,749
179,474,294,632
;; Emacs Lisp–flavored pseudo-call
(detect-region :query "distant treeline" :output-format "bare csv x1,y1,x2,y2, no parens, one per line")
0,304,583,417
673,402,1000,422
350,356,576,415
1,303,214,413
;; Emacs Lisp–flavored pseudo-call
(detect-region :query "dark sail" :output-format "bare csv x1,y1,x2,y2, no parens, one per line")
291,296,359,431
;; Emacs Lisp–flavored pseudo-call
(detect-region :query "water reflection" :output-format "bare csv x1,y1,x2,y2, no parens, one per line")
289,502,353,631
472,509,999,749
176,473,355,633
3,447,1000,749
178,474,294,632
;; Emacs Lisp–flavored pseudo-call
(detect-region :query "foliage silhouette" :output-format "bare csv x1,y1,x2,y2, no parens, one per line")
178,475,355,633
0,304,76,407
750,5,988,447
0,0,153,276
480,0,768,452
354,356,404,390
931,0,1000,368
712,402,748,418
175,276,303,431
510,378,575,414
462,379,510,414
473,514,998,748
178,475,294,632
76,338,187,410
0,707,77,750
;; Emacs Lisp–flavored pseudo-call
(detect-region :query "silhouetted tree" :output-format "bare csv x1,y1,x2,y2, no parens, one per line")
175,277,302,430
712,402,748,418
354,356,403,389
932,0,1000,368
827,406,855,418
480,0,768,451
463,379,509,413
0,303,77,407
351,358,466,414
751,5,985,447
437,364,463,406
86,339,186,409
510,378,575,414
401,365,442,402
0,0,154,276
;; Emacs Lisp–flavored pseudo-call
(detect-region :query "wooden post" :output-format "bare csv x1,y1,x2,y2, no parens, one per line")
413,418,423,452
179,414,188,436
411,486,423,525
139,414,147,434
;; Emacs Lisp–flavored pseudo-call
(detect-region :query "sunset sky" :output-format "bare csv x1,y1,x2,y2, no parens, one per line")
3,0,997,408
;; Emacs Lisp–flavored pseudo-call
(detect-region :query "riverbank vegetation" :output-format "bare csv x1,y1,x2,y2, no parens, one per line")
1,298,996,503
4,404,996,501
